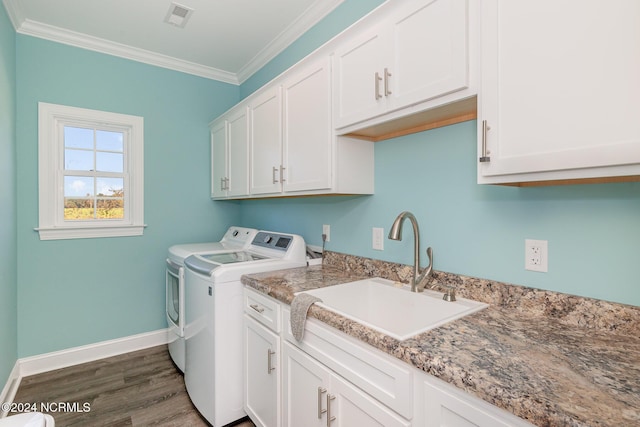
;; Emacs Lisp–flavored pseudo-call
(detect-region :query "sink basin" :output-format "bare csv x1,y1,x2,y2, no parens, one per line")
300,277,488,341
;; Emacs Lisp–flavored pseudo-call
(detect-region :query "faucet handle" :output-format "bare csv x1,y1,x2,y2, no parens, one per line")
416,247,434,292
442,285,456,302
425,247,433,277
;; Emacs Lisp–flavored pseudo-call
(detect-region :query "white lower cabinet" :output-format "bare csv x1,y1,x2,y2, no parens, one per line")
283,342,410,427
416,373,534,427
243,287,534,427
244,315,280,427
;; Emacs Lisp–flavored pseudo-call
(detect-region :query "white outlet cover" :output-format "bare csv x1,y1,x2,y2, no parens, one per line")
322,224,330,242
372,227,384,250
525,239,548,272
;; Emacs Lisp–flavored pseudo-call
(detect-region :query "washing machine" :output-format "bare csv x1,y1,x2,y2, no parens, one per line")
165,226,257,372
184,230,306,426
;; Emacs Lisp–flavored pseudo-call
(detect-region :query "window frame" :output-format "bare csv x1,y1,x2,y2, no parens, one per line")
37,102,145,240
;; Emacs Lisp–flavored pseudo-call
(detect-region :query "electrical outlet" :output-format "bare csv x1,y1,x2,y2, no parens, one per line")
322,224,330,242
372,227,384,250
525,239,548,272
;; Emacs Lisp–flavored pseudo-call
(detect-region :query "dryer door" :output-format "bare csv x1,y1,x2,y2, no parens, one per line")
166,259,184,336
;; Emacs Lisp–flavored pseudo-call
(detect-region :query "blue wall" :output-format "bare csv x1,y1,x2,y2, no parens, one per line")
15,36,241,357
0,4,17,386
237,123,640,306
236,0,640,307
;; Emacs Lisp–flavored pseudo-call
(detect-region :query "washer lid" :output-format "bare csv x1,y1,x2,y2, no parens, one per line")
199,252,267,264
184,251,268,276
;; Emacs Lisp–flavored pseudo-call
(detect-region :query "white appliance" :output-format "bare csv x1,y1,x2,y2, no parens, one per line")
165,226,257,372
184,231,307,426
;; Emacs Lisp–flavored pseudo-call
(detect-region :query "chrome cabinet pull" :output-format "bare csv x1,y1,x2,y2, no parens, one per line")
280,165,286,182
384,68,392,96
479,120,491,163
249,303,264,313
267,349,276,374
374,72,382,100
221,177,229,191
317,387,327,419
326,394,336,426
272,166,279,183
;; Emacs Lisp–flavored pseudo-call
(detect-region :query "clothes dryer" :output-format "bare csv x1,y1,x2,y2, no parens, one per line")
165,226,257,372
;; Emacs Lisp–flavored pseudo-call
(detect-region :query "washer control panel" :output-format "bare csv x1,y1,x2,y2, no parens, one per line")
251,232,292,251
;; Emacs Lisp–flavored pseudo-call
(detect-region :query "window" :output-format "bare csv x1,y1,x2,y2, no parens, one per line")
37,102,145,240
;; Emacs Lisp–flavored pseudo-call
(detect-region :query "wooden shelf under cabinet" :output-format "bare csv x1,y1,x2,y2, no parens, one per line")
342,96,477,142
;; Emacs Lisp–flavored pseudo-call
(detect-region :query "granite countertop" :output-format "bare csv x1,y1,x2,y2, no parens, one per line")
241,254,640,427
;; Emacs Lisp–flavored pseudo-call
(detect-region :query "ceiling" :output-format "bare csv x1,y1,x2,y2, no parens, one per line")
2,0,344,84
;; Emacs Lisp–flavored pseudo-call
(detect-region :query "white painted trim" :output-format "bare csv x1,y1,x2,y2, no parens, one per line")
37,102,145,240
3,0,343,84
236,0,344,83
18,329,169,378
16,19,240,84
0,362,21,417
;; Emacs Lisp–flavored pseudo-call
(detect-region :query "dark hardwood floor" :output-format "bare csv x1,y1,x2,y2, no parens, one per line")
12,345,255,427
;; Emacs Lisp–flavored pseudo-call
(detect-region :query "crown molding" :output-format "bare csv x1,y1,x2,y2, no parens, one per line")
16,19,239,84
2,0,343,85
236,0,344,83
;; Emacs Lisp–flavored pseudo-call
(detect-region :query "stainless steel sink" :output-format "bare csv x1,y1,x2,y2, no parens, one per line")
301,277,488,341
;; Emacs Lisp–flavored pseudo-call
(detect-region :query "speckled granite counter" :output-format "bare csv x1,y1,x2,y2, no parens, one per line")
241,252,640,427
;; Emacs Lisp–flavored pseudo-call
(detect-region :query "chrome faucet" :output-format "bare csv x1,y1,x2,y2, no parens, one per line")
388,211,434,292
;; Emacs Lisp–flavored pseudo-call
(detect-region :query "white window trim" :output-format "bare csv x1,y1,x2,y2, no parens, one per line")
36,102,145,240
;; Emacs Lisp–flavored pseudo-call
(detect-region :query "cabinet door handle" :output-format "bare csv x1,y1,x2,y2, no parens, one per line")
272,166,279,183
220,177,225,191
267,349,276,374
326,394,336,426
384,68,392,96
224,177,229,190
479,120,491,163
249,303,264,313
317,387,327,419
280,165,286,183
374,72,382,100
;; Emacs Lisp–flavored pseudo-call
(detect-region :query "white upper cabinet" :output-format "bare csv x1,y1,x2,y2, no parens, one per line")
210,105,249,199
333,0,470,130
210,119,227,199
250,87,283,195
212,54,373,200
283,58,332,193
478,0,640,185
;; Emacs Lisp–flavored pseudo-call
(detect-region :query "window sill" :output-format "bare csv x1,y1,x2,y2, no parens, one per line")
35,224,147,241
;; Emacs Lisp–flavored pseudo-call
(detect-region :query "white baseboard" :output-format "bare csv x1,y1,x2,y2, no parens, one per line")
0,362,21,417
18,328,169,378
1,329,169,418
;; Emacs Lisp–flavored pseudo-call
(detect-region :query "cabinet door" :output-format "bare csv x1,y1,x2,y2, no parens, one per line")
282,342,331,427
388,0,469,111
479,0,640,184
244,316,280,427
251,87,283,195
331,374,411,427
210,119,227,198
333,22,389,129
283,58,332,193
227,106,249,197
419,375,533,427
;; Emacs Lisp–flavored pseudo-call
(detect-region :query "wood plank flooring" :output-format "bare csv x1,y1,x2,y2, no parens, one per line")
11,345,255,427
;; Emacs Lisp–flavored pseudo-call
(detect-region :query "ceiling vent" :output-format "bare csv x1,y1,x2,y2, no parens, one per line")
164,2,194,28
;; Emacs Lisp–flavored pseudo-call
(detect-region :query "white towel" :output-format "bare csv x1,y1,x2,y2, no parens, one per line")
290,293,322,341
